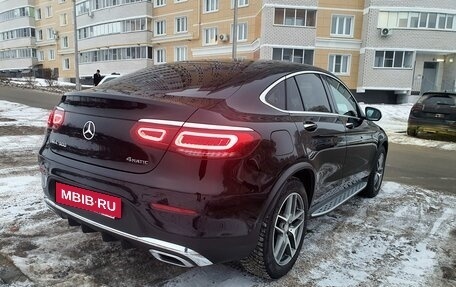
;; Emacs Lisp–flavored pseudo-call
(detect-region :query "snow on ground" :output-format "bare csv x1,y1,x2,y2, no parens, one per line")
0,101,455,286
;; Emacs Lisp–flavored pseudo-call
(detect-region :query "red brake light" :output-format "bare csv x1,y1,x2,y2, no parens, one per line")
130,121,181,150
47,107,65,130
131,120,261,159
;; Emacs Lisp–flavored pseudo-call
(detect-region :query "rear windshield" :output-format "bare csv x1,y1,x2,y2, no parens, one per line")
95,61,255,99
420,94,456,106
92,61,311,100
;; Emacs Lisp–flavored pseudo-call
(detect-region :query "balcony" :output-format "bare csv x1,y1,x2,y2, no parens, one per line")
0,0,34,11
0,58,36,71
77,1,152,27
78,31,153,51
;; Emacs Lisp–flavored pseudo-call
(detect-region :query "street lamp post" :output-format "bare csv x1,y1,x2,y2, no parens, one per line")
72,0,81,90
232,0,238,60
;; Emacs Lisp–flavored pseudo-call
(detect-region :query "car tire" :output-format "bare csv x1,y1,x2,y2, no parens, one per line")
241,177,308,279
407,127,417,137
359,146,386,198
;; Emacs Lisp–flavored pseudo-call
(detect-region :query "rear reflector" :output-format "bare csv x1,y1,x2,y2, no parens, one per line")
131,120,260,159
150,203,198,216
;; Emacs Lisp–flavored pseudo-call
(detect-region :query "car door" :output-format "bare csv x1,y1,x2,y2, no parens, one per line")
323,75,378,183
290,73,347,204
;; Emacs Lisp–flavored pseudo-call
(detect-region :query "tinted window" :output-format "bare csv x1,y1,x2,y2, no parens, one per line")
265,81,285,110
421,94,456,106
295,74,331,112
325,76,358,117
286,78,304,111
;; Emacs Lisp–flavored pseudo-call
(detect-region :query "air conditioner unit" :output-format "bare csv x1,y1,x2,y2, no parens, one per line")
380,27,392,37
88,11,94,18
219,33,229,42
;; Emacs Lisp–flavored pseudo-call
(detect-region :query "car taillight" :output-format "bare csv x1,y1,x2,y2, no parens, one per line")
411,103,423,116
47,107,65,130
131,120,261,159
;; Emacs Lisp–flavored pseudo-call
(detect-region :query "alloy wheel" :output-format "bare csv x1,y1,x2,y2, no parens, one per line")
373,153,385,191
272,192,305,266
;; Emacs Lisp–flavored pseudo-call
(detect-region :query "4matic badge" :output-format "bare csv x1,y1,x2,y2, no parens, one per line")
126,157,149,165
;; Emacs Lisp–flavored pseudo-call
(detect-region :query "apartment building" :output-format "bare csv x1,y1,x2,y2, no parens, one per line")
1,0,455,102
0,0,37,77
357,0,456,102
75,0,153,81
35,0,75,81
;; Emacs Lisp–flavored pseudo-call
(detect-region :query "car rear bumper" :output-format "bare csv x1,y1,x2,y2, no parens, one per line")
408,117,456,136
44,198,212,267
38,151,267,265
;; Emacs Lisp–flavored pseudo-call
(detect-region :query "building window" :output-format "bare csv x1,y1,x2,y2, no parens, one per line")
203,27,217,45
175,46,187,61
45,6,53,18
63,58,70,70
374,51,414,68
155,48,166,64
38,51,45,61
331,15,354,37
79,46,152,63
49,49,55,60
60,13,68,26
204,0,218,13
274,8,316,27
37,29,43,41
155,0,166,7
0,7,34,22
272,48,314,65
231,0,248,8
175,0,187,3
378,11,455,30
0,48,36,60
47,28,55,40
175,16,187,33
155,20,166,35
76,1,90,16
0,28,36,41
78,18,148,39
36,8,42,20
329,55,350,75
62,36,69,48
231,23,247,41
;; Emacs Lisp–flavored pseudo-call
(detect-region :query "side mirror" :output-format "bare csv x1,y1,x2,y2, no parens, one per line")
365,107,382,121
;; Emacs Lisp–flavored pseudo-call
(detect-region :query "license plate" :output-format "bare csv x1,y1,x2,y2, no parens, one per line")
55,182,122,218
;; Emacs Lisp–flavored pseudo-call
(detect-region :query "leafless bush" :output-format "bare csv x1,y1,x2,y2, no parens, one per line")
0,76,10,85
24,75,36,88
42,68,58,87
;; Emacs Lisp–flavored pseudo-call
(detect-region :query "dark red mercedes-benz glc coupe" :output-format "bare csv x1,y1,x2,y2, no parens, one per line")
39,60,387,279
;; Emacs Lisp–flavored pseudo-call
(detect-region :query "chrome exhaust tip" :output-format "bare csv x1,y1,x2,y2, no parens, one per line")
149,249,195,268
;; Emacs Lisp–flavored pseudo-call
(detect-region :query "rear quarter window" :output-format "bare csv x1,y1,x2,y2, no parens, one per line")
265,81,286,110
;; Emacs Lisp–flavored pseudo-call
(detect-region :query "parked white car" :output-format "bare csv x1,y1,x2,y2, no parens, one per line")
98,73,121,85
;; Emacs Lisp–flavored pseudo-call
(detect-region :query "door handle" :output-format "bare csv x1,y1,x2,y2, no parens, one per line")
346,122,354,129
303,122,317,131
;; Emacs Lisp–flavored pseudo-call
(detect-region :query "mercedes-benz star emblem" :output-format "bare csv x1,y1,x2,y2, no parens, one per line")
83,121,96,140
